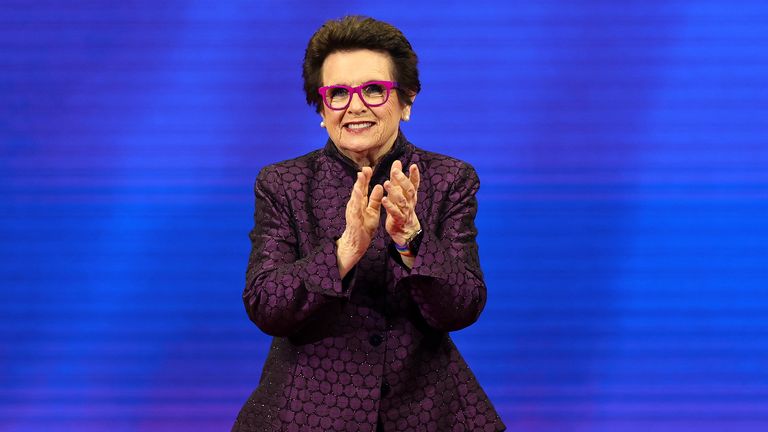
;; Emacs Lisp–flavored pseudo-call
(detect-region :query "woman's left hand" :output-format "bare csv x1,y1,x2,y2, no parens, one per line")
382,160,421,246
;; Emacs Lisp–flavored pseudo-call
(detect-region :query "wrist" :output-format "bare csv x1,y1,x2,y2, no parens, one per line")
394,221,421,246
337,232,363,257
394,227,423,257
336,235,362,278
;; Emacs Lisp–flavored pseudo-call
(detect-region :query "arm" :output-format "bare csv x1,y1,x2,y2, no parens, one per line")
242,167,352,337
392,164,487,332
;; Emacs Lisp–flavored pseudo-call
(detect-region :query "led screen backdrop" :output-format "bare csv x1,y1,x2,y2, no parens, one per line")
2,1,767,431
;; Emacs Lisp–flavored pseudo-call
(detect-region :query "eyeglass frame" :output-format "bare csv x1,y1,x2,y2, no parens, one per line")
317,80,399,111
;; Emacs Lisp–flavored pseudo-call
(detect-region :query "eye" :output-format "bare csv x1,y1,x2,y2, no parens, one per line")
362,83,385,96
328,87,349,99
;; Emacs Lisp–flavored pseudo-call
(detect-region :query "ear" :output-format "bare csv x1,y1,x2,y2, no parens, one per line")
402,93,416,107
403,99,416,120
402,93,416,116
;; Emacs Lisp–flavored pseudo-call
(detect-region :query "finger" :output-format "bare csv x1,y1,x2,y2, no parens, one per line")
392,174,414,207
350,170,372,213
350,172,363,203
389,160,406,193
390,160,403,179
364,166,377,197
348,189,363,217
384,180,408,208
389,163,414,196
381,196,405,223
368,184,384,212
358,167,374,195
409,164,420,194
361,166,373,183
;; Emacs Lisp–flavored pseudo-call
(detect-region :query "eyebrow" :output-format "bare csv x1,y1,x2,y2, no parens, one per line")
325,79,390,86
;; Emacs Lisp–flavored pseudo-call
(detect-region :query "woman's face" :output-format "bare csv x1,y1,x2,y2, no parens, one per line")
320,49,410,167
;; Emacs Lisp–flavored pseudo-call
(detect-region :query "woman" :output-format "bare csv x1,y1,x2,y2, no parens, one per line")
233,16,505,432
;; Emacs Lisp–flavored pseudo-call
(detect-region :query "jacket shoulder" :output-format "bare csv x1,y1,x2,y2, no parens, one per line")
410,147,479,186
255,149,324,186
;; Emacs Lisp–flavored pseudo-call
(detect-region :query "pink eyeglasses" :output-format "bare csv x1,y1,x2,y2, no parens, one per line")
318,81,399,110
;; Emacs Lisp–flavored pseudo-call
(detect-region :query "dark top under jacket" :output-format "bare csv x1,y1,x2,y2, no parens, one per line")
232,132,506,432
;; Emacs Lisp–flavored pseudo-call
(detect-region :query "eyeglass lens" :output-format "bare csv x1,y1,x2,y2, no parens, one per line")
326,83,389,109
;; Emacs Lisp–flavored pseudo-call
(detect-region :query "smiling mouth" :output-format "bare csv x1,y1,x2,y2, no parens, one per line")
344,121,375,130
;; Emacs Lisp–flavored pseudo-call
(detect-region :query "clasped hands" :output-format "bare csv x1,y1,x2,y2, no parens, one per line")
336,160,421,277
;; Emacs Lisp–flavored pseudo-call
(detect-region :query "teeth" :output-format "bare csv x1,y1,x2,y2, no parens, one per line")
347,122,373,130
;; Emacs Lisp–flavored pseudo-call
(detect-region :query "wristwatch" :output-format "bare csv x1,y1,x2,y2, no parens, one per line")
394,228,423,257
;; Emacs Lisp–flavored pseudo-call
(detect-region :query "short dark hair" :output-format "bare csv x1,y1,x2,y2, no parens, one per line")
302,16,420,113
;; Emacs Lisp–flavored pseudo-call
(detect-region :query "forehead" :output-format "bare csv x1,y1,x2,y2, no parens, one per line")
321,49,394,86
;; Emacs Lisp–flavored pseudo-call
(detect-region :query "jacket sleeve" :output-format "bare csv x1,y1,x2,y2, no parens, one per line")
391,163,487,332
242,167,355,337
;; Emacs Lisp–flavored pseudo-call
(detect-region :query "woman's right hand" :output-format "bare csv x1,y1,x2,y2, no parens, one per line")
336,167,383,278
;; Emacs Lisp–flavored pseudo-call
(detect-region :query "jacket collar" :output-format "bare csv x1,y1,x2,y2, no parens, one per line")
322,131,412,183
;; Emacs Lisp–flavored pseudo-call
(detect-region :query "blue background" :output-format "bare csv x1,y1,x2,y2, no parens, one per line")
2,1,767,431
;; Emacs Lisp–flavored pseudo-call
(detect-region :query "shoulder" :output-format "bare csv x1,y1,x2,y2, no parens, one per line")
255,149,324,187
410,146,480,190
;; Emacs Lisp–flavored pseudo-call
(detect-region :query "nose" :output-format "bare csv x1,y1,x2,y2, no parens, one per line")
347,89,367,112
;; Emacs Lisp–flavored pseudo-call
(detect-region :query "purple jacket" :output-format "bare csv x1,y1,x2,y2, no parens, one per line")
233,133,505,432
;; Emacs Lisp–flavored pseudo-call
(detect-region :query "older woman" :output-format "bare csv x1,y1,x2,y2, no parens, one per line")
232,16,505,432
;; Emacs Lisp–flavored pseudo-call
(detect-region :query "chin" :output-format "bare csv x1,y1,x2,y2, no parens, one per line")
338,136,381,154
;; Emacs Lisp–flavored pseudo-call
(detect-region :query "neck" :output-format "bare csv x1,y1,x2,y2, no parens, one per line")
340,135,398,170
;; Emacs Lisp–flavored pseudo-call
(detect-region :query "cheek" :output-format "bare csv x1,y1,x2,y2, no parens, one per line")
324,111,343,129
376,105,401,129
